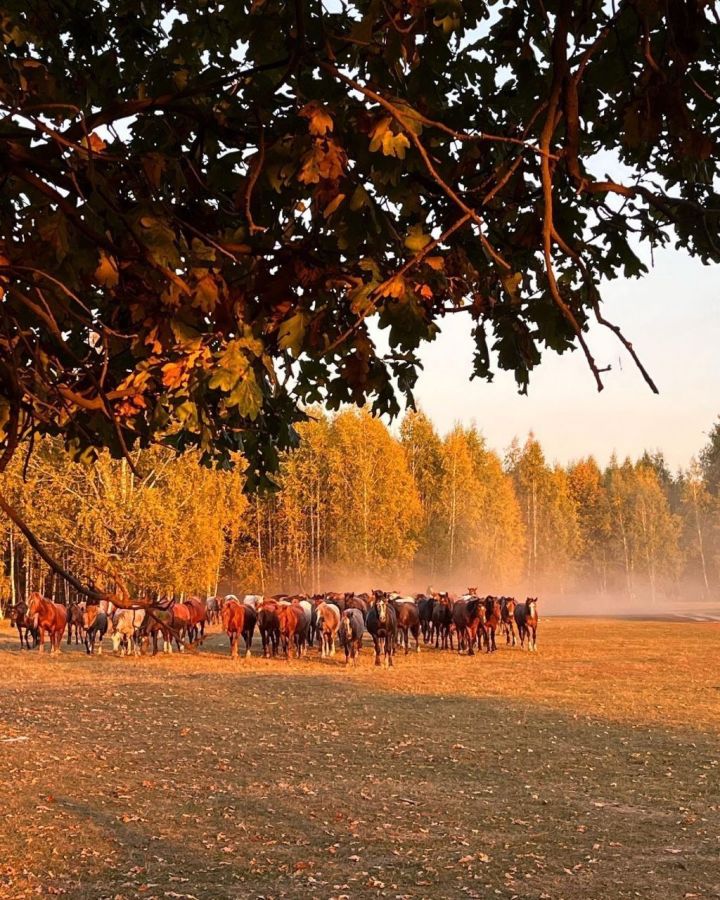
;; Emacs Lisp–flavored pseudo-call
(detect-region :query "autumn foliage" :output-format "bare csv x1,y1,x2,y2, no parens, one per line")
1,2,718,599
1,408,718,610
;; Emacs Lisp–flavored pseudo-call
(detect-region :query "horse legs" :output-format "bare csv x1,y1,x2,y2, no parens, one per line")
373,635,382,666
413,624,420,652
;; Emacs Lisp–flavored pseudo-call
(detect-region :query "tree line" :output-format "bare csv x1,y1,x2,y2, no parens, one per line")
2,408,719,610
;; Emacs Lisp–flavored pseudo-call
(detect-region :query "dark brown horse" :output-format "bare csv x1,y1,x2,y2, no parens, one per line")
66,601,86,645
366,591,397,667
27,592,67,653
431,592,454,650
452,597,486,656
138,612,170,655
339,608,364,665
393,599,420,654
221,598,257,658
323,591,346,613
417,594,434,644
344,593,368,621
257,599,281,658
514,597,539,651
501,597,517,646
482,596,502,653
9,601,37,649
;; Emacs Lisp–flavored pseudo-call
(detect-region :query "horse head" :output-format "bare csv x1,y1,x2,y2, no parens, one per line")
526,597,538,617
373,592,389,623
26,592,43,629
467,586,477,596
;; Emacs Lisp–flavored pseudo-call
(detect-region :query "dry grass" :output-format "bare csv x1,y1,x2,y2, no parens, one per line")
0,617,719,899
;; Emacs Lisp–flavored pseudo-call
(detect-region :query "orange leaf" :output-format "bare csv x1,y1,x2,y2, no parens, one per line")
300,102,334,136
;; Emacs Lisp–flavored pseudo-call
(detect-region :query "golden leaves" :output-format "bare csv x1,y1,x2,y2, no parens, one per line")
404,225,431,253
380,276,406,299
298,139,347,184
369,117,411,159
300,101,334,136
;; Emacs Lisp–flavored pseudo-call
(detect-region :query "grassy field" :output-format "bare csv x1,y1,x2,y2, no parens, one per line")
0,617,719,900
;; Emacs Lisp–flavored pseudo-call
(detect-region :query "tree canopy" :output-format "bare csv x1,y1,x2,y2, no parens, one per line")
0,1,718,596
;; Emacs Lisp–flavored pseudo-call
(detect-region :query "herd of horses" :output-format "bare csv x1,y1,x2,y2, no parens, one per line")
6,588,539,666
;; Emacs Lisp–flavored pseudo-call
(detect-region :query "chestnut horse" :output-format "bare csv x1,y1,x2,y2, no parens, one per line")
316,601,341,658
27,592,67,653
278,603,309,659
66,601,86,645
221,598,257,658
182,596,207,644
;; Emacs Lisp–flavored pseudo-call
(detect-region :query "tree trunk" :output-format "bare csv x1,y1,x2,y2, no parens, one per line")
691,481,710,596
9,527,15,606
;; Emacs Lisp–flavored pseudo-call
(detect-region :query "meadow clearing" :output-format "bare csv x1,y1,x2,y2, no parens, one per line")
0,617,718,900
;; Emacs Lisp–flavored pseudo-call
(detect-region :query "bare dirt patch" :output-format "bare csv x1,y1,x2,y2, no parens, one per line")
1,618,718,899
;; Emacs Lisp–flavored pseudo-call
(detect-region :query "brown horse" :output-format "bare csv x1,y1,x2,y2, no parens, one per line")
431,592,454,649
182,596,207,644
482,596,502,653
27,592,67,653
138,612,170,655
452,597,486,656
66,601,86,645
9,601,37,649
514,597,539,651
221,599,257,658
257,598,281,657
393,599,421,654
137,600,191,652
316,601,341,658
83,604,108,655
278,604,309,659
501,597,517,646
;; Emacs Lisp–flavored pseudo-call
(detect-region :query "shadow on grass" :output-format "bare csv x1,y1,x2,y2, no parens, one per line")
1,652,720,899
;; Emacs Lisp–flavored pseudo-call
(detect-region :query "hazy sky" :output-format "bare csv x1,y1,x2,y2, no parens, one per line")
409,246,719,471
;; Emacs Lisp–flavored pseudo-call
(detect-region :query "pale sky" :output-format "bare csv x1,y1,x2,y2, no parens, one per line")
410,246,719,472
